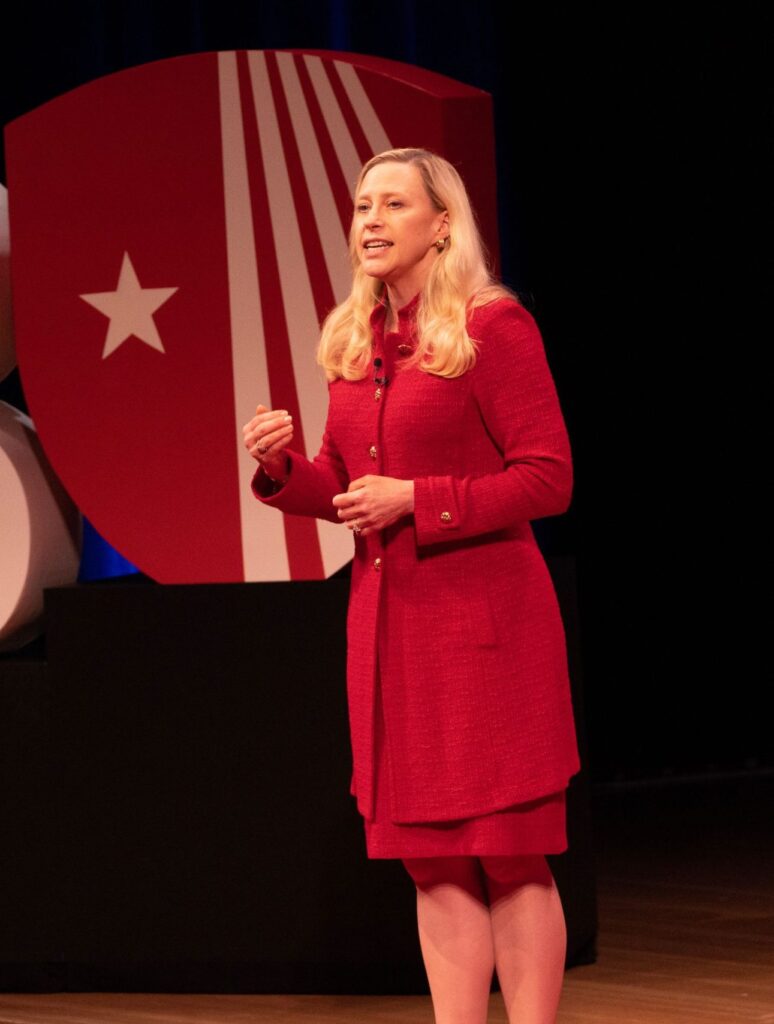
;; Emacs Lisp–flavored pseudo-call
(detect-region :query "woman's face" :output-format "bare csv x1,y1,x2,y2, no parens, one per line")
353,161,448,296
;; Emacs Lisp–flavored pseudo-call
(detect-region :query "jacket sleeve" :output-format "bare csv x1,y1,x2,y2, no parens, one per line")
251,385,349,524
412,301,573,546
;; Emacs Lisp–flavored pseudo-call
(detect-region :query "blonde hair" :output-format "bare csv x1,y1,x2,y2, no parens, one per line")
317,148,515,380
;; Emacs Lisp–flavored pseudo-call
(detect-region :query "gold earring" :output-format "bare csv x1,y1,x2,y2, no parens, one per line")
435,237,448,252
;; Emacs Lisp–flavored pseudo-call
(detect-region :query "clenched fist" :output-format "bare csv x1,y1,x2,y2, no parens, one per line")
242,404,293,482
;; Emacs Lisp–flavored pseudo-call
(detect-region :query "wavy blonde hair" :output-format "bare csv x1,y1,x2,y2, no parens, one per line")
317,148,515,380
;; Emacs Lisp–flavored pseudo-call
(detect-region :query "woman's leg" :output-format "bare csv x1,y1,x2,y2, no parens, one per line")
480,855,566,1024
402,856,494,1024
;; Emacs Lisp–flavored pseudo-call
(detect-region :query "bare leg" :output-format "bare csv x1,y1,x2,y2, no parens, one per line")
402,856,494,1024
480,855,567,1024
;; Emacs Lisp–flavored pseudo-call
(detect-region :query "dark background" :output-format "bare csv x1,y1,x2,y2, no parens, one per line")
0,1,769,783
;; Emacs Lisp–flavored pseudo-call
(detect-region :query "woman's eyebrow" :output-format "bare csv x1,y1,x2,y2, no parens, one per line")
355,190,407,202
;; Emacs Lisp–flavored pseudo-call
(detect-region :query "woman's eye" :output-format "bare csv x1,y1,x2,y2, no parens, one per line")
356,203,370,213
387,201,403,208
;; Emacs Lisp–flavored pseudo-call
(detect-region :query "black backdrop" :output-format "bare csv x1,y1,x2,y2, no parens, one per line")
0,2,769,782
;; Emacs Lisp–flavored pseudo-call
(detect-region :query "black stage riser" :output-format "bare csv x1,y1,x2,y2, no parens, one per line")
0,560,596,992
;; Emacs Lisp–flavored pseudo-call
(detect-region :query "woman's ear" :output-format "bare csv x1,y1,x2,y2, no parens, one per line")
438,210,450,238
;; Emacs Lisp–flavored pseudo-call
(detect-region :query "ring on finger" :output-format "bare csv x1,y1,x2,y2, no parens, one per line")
352,521,362,535
256,444,269,454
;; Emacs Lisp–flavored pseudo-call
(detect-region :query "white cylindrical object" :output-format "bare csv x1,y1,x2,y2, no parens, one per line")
0,401,81,650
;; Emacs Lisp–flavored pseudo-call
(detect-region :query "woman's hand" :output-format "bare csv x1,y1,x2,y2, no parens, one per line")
332,475,415,537
242,404,293,481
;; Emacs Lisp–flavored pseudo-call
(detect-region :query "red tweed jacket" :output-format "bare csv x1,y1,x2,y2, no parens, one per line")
253,295,581,824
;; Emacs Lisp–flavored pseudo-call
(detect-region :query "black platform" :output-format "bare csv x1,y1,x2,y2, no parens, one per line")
0,558,596,993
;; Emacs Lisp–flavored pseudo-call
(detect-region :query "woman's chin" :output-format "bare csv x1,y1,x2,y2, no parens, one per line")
361,264,388,282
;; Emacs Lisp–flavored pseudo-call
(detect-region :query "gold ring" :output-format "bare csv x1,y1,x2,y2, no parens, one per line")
352,522,362,535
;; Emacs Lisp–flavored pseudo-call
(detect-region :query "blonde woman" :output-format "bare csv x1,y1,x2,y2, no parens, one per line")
243,148,580,1024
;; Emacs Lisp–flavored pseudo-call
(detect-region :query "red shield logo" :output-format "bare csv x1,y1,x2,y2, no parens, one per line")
6,50,497,582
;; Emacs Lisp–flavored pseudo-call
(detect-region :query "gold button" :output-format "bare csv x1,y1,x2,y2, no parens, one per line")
374,387,382,401
440,511,452,522
373,557,382,571
369,444,377,459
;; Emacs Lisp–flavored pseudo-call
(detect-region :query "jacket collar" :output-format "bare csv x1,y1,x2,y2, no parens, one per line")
369,291,421,335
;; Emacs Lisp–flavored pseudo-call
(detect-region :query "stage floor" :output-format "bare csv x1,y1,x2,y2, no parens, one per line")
0,773,771,1023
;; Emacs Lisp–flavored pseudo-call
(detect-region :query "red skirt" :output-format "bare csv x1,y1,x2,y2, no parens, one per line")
363,658,569,859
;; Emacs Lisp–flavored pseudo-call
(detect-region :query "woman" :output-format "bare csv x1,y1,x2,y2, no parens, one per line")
242,148,580,1024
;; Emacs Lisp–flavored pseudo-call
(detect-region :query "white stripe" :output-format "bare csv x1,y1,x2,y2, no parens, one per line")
303,55,363,194
247,52,353,580
218,51,290,583
333,60,392,155
275,51,351,306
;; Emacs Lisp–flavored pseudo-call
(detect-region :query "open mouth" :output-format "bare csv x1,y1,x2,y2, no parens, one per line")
363,241,393,250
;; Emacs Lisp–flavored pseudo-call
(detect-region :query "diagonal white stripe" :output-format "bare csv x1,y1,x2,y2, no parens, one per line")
247,51,353,580
218,51,290,583
333,60,392,156
276,52,351,306
303,55,363,194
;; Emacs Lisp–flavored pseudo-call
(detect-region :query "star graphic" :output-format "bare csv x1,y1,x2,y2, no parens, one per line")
80,252,178,359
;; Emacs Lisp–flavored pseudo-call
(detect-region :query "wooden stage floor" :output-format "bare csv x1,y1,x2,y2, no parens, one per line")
0,773,771,1023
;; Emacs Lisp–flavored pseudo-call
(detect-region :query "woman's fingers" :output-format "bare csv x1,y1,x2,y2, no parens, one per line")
247,428,293,463
242,404,293,456
333,486,364,517
332,485,364,507
252,423,293,452
242,405,289,436
333,485,371,534
332,476,413,535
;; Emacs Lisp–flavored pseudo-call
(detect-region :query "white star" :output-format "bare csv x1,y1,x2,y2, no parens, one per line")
80,252,178,359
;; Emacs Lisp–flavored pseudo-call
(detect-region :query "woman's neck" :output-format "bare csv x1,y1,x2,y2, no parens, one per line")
384,284,419,333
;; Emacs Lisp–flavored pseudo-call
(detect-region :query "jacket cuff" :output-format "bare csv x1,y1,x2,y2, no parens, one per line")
250,448,344,522
413,477,462,546
251,464,288,499
251,459,290,501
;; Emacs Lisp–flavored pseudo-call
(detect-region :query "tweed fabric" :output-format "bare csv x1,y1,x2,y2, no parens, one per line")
364,633,567,858
253,295,580,825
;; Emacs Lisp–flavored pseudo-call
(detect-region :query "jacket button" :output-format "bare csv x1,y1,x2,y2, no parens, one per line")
440,511,452,522
369,444,377,459
373,557,382,571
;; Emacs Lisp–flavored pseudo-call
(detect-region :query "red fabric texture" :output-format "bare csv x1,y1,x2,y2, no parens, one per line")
252,295,581,826
365,643,567,858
